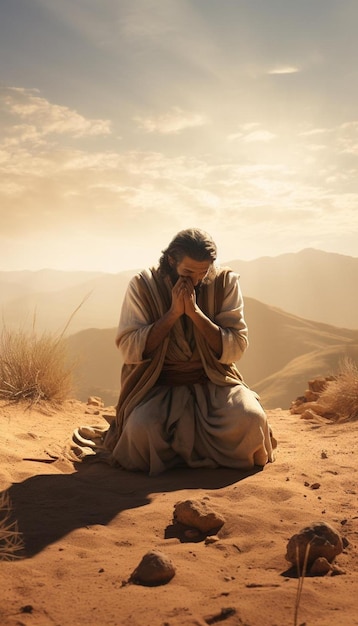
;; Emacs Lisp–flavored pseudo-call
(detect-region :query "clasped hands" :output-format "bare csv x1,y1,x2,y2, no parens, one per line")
171,276,198,318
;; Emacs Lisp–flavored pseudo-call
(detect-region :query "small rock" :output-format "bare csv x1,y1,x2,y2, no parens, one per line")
286,521,343,569
84,408,100,415
173,499,225,534
331,564,346,575
310,557,332,576
205,535,220,545
87,396,104,407
129,550,175,586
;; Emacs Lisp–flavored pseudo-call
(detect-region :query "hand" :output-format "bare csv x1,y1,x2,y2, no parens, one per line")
169,277,186,317
182,278,197,318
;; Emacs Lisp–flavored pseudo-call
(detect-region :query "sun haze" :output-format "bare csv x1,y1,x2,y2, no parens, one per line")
0,0,357,271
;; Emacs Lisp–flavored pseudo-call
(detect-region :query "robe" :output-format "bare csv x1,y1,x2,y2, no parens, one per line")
104,265,275,475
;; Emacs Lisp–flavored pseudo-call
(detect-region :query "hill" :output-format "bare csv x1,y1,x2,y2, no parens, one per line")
66,297,358,410
227,248,358,329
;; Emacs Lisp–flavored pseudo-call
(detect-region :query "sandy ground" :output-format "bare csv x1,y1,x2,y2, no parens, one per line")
0,399,357,626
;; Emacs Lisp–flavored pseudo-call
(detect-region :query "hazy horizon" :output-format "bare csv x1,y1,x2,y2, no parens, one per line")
0,246,357,275
1,1,357,272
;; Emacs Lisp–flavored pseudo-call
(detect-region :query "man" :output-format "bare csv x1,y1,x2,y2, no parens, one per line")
104,228,275,475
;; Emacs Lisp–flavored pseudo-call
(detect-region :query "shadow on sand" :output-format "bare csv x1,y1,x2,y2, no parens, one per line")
2,461,262,558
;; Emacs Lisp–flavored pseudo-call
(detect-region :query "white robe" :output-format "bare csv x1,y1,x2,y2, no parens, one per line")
107,266,275,475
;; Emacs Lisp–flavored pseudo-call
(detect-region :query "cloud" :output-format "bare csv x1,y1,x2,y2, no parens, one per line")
299,121,358,157
299,128,330,137
242,130,276,143
228,124,276,143
3,87,111,139
267,66,300,75
134,106,209,134
1,84,358,268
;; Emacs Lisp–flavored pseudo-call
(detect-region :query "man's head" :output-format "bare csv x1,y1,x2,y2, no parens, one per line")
158,228,217,286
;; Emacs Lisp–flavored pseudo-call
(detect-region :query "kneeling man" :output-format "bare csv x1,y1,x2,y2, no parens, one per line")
105,228,275,475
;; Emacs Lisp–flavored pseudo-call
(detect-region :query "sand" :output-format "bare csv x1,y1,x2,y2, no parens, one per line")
0,399,357,626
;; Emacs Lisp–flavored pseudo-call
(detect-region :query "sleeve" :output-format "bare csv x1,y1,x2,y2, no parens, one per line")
115,275,154,364
216,272,249,364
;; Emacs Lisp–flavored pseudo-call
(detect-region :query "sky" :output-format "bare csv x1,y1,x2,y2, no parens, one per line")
0,0,357,272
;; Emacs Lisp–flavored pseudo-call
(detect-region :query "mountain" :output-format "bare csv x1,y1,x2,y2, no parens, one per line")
66,297,358,410
1,249,357,332
227,248,358,329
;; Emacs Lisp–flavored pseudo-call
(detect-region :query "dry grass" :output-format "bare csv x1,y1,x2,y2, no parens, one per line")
0,297,90,407
320,358,358,422
0,492,23,560
0,326,74,405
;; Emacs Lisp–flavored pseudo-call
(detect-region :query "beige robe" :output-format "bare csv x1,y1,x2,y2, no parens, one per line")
105,266,275,475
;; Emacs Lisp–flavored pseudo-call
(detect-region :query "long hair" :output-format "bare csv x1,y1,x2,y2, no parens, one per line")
158,228,217,276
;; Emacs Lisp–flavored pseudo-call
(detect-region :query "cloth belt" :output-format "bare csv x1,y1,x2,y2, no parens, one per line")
156,361,209,386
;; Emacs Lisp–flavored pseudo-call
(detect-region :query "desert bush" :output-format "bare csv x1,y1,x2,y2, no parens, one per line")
0,326,74,405
0,492,23,560
320,358,358,422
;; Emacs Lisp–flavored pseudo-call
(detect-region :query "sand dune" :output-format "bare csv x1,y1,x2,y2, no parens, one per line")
1,399,357,626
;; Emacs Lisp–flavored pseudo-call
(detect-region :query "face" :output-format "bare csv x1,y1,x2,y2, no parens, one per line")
172,255,212,286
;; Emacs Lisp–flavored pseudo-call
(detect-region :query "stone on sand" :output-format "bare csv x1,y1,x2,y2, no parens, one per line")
173,499,225,534
286,521,343,570
129,550,176,586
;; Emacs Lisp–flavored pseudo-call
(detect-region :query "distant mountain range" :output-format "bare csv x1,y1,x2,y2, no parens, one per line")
226,248,358,330
1,248,357,333
1,249,357,409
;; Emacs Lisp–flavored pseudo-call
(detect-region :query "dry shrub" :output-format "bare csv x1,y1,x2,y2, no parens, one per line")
0,327,74,405
320,358,358,422
0,296,89,406
0,492,23,560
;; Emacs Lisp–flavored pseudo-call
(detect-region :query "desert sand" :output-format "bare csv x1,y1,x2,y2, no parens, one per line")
0,399,357,626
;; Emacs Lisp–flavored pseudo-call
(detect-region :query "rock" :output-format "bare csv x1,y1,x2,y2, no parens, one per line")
286,522,343,569
129,550,175,586
331,563,346,575
308,376,335,393
303,389,320,402
205,535,220,545
310,557,332,576
173,499,225,534
84,407,100,415
290,376,337,419
87,396,104,407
